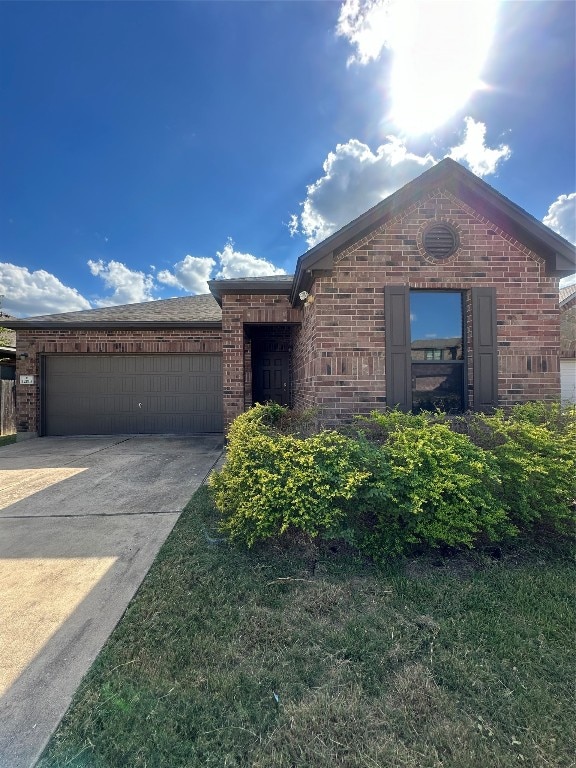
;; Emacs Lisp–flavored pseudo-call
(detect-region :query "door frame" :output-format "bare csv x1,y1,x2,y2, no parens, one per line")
247,325,295,408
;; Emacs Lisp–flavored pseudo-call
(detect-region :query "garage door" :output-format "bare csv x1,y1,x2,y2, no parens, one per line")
44,355,223,435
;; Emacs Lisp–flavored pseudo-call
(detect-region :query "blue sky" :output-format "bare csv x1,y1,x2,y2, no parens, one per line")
1,0,575,317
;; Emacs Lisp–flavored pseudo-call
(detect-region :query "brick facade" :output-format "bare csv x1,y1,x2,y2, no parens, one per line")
9,160,573,436
15,327,222,434
291,188,561,423
220,293,301,428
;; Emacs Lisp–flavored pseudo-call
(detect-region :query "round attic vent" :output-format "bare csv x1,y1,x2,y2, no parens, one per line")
423,223,459,259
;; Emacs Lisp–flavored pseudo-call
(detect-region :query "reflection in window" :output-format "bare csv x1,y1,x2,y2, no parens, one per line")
410,291,463,360
410,291,465,412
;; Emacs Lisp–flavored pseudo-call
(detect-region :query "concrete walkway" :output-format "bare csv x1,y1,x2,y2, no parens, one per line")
0,434,223,768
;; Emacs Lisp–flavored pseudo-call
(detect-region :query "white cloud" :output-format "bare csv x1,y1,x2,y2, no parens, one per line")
215,239,286,279
546,193,576,289
448,117,511,177
292,119,512,248
0,262,92,317
157,255,216,294
156,242,285,293
287,214,300,238
88,259,155,307
295,136,435,247
543,193,576,246
336,0,394,65
336,0,499,135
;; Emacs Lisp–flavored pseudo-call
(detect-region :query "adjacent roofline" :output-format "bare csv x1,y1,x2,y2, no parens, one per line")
208,277,293,304
5,161,574,325
289,158,576,304
3,320,222,330
2,294,223,329
560,284,576,309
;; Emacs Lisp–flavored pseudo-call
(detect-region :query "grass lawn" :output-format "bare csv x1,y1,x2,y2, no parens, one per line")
39,486,575,768
0,433,16,447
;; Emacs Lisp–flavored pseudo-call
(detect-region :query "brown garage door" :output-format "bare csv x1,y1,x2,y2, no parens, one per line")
44,355,223,435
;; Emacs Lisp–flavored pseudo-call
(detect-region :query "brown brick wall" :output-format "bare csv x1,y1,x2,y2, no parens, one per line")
13,186,565,435
293,187,561,423
15,327,222,434
292,289,318,413
220,293,301,428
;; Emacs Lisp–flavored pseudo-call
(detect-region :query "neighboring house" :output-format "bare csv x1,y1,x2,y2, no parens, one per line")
0,313,16,436
0,313,16,381
5,159,576,438
560,283,576,403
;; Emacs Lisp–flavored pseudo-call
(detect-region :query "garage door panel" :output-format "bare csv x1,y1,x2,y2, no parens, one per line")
45,355,223,435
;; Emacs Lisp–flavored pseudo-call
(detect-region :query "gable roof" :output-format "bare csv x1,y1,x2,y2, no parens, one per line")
4,161,575,328
290,158,576,303
3,294,222,329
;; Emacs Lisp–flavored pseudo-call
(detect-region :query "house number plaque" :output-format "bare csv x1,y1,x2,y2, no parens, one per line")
20,375,35,384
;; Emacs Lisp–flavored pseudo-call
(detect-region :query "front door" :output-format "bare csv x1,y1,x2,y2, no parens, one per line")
253,353,290,406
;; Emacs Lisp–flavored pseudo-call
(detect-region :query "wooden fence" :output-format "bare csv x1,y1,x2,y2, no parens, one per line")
0,379,16,435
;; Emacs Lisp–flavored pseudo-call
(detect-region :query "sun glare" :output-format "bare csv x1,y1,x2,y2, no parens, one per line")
389,0,499,135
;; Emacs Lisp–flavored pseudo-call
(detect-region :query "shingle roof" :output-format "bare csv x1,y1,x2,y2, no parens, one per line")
3,294,222,328
559,282,576,307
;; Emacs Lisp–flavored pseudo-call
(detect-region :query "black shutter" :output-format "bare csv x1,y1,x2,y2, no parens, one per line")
384,285,411,411
472,287,498,410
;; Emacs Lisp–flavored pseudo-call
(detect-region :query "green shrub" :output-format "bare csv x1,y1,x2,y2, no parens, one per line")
209,404,370,546
350,408,441,444
508,400,576,434
355,423,512,557
470,409,576,534
251,402,319,437
211,402,575,558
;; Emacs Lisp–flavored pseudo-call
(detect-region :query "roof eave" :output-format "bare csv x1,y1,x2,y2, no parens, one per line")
5,320,223,330
208,279,293,305
289,161,456,303
445,172,576,275
289,159,576,302
560,294,576,310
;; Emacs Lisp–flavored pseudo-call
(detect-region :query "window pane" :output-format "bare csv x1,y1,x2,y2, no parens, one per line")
410,292,463,361
412,364,464,413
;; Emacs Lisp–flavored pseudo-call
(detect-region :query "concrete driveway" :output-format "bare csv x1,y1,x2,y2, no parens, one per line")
0,434,223,768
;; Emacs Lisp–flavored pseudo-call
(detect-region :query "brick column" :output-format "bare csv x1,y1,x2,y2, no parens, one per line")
221,299,246,429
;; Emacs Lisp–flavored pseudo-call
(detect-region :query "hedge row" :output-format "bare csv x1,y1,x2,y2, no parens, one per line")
209,402,576,557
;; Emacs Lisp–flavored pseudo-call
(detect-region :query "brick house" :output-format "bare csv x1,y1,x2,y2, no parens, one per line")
560,283,576,402
6,159,575,438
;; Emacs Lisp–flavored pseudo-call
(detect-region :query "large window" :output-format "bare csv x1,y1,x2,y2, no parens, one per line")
385,285,497,413
410,291,465,413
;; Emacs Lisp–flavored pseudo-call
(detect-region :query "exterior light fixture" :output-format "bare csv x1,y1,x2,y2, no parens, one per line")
299,291,308,301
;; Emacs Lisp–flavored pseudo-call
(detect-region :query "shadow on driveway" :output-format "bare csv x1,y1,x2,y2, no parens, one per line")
0,434,223,768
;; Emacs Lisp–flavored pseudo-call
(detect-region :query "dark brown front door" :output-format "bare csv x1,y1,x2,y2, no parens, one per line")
253,353,290,406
